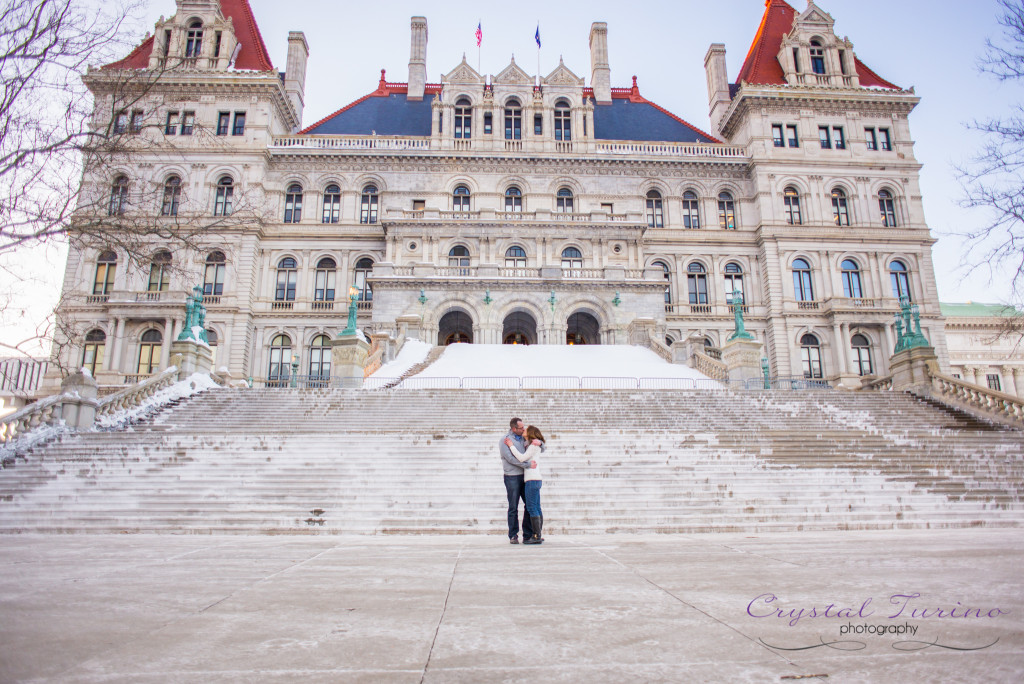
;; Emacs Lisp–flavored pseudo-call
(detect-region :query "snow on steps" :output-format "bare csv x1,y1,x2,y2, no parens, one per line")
0,388,1021,535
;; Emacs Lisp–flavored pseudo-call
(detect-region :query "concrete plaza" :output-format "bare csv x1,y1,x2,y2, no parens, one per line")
1,529,1022,683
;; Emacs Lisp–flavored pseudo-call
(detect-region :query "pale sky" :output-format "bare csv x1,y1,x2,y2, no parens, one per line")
2,0,1018,356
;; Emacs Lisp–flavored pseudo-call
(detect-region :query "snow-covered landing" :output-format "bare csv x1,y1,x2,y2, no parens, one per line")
370,344,714,388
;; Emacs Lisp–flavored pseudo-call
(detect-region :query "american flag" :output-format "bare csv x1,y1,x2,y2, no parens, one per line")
475,22,482,47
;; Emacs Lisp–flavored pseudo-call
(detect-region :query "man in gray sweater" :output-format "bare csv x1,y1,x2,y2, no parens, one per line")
501,417,540,544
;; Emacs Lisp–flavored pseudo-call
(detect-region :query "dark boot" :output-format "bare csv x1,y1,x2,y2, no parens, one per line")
524,516,543,544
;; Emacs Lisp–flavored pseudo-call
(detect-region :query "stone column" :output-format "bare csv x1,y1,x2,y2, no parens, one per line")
1013,367,1024,399
963,366,980,386
108,316,124,373
832,322,848,374
1001,366,1017,397
160,317,173,369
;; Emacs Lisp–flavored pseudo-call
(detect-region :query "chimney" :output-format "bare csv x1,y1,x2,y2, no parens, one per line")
704,43,730,135
589,22,611,104
408,16,428,100
285,31,309,127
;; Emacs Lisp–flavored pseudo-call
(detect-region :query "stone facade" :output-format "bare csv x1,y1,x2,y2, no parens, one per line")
52,0,950,387
942,303,1024,398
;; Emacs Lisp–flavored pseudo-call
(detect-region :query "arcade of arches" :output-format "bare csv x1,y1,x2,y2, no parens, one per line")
435,308,604,345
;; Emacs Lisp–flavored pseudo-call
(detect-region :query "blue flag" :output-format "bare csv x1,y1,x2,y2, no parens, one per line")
535,25,541,48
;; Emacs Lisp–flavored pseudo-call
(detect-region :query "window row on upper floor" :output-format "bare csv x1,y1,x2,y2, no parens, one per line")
782,186,900,227
771,122,892,152
112,108,246,137
89,249,230,298
445,97,581,141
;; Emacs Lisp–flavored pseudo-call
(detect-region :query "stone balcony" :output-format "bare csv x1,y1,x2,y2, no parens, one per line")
269,135,747,162
384,207,644,226
371,262,661,284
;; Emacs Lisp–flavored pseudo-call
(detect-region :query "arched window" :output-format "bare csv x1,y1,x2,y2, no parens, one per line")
687,263,708,305
284,184,303,223
454,98,472,139
354,257,373,301
82,329,106,375
792,258,814,301
831,188,849,226
147,250,172,292
360,185,378,224
556,187,574,213
654,261,672,308
322,184,341,223
137,329,162,375
448,245,470,275
314,257,336,303
682,190,700,229
504,186,522,212
185,21,203,58
810,39,826,75
93,250,117,296
879,189,897,227
851,333,873,376
504,98,522,140
841,259,863,298
205,328,218,367
109,176,128,216
309,334,332,384
214,176,233,216
561,247,582,275
800,333,823,379
204,251,226,296
267,334,292,387
161,176,181,216
505,246,526,275
275,257,297,302
784,186,802,225
718,192,736,229
890,260,911,301
646,190,663,228
452,185,471,212
554,101,571,141
724,262,744,304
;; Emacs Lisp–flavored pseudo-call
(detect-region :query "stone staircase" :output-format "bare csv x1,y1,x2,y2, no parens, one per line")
0,388,1021,534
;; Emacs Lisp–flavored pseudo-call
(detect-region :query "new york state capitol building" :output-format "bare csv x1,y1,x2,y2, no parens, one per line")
55,0,958,388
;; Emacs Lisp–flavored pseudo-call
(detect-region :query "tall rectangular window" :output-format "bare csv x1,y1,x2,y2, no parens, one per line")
534,114,542,136
865,127,877,150
879,127,892,151
833,126,845,149
232,112,246,136
772,124,784,147
987,374,1002,391
113,111,128,134
216,112,230,136
818,126,831,149
165,111,179,135
181,111,195,135
483,112,492,135
786,125,799,148
129,110,143,134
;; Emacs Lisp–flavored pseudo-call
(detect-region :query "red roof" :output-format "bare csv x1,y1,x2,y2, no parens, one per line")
104,0,273,71
735,0,899,90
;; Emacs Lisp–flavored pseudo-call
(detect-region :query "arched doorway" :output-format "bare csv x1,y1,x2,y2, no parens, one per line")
502,311,537,345
566,311,600,345
438,309,474,345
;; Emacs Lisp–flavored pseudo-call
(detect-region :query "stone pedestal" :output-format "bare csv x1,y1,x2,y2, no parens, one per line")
60,370,98,430
331,334,370,389
889,345,938,392
169,340,213,380
721,337,764,384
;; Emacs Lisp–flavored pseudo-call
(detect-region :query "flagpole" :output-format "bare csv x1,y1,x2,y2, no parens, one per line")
477,19,481,73
536,22,541,87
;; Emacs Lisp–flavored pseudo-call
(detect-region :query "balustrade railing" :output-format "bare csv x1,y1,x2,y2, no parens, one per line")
593,141,745,158
925,363,1023,428
97,367,180,419
271,136,432,150
691,350,727,381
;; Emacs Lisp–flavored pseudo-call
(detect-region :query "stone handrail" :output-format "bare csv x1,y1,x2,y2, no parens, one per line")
923,361,1023,428
363,338,384,378
96,367,179,418
861,375,893,391
0,392,69,445
691,350,728,381
593,141,746,158
271,136,431,150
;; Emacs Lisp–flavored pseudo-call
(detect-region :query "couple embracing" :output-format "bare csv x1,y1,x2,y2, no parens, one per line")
500,417,547,545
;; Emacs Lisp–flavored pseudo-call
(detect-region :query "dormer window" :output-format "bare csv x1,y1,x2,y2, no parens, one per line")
810,39,826,75
185,21,203,59
454,98,472,139
504,99,522,140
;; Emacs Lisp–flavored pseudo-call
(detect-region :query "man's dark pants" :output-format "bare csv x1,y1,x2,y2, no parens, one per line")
504,474,534,539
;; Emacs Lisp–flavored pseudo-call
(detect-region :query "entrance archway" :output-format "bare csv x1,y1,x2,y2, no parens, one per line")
438,309,474,345
502,311,537,345
566,310,600,345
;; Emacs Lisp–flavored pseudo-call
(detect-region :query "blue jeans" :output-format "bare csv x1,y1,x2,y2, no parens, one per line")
504,474,534,539
523,480,542,517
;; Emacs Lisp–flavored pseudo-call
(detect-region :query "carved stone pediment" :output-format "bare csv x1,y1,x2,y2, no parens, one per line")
543,59,584,87
444,57,483,85
494,58,532,85
795,2,836,32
